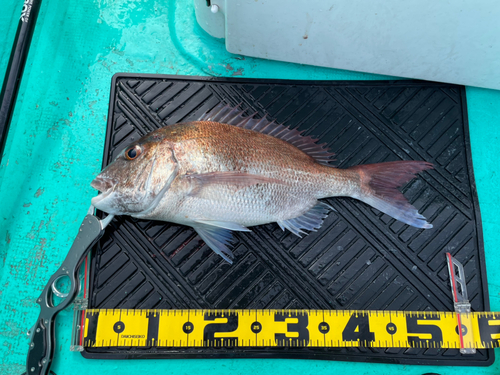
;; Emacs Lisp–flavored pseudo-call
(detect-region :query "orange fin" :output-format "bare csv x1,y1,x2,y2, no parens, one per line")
350,161,434,229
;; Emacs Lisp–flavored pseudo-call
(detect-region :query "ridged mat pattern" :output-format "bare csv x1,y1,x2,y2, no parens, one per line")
85,75,489,365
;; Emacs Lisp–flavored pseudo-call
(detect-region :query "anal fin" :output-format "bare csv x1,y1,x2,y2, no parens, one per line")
277,202,331,238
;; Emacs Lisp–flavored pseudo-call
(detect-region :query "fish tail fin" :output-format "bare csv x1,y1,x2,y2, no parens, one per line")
349,161,434,229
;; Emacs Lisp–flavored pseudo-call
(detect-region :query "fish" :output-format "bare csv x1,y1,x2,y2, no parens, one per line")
91,103,433,263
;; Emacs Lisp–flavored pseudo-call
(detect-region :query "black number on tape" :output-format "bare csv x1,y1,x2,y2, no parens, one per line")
183,322,194,334
318,322,330,334
386,322,397,335
274,312,309,346
342,312,375,344
477,315,500,348
146,312,159,345
203,312,239,346
455,324,467,335
83,311,99,346
251,321,262,334
406,313,443,347
113,321,125,334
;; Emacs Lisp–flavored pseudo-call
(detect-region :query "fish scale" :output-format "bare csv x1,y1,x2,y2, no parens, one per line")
154,121,331,224
91,104,433,263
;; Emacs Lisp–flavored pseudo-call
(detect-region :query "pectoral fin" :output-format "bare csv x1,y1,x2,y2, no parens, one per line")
193,219,251,232
193,223,236,264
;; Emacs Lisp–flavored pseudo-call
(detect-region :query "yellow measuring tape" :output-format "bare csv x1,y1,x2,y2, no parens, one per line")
80,309,500,349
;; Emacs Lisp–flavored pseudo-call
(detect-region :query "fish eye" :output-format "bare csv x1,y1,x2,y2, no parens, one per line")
125,145,142,160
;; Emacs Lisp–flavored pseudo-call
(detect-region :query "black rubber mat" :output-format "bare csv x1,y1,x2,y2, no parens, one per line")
83,74,490,365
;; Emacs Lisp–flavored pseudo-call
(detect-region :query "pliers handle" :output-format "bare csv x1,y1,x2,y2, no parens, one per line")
25,206,114,375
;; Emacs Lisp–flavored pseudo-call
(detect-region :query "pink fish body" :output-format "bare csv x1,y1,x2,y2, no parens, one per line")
91,104,432,263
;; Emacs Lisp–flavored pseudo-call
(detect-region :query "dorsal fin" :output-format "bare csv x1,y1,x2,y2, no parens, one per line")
198,103,335,165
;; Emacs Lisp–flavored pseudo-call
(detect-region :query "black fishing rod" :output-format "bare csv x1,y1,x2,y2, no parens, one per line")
0,0,43,163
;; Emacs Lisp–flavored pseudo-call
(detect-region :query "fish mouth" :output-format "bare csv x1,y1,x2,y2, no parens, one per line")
90,177,115,205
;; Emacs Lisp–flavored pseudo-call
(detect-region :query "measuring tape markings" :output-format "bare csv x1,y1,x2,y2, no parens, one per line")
82,309,500,349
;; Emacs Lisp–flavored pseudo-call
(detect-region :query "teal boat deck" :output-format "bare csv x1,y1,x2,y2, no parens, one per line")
1,1,499,374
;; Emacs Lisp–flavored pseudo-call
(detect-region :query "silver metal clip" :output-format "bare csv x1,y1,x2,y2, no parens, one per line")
446,252,475,354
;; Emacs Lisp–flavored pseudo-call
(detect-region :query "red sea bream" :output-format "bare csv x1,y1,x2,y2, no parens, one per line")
91,104,433,263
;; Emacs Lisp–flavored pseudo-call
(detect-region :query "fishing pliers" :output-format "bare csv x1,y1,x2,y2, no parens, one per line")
25,206,114,375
